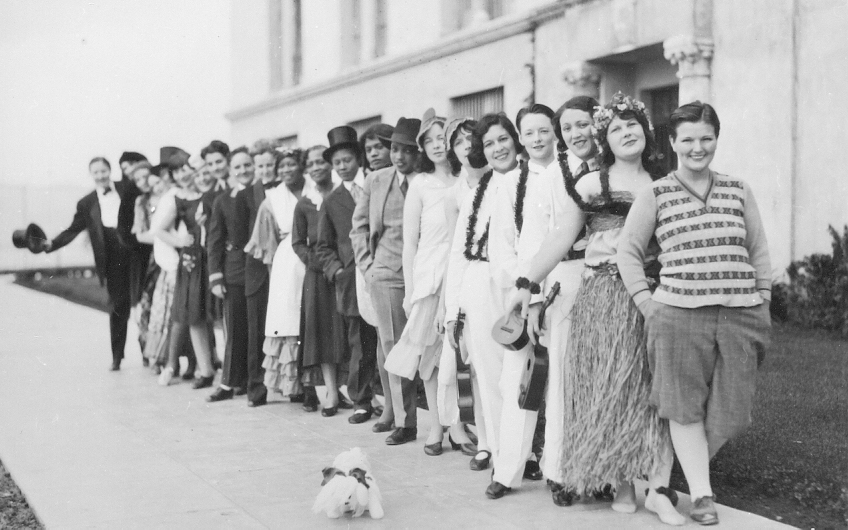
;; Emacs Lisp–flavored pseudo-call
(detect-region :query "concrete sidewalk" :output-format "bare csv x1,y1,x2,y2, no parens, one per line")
0,276,793,529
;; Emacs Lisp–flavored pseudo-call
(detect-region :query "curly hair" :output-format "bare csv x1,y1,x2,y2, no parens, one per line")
594,106,663,176
467,113,522,169
445,120,475,175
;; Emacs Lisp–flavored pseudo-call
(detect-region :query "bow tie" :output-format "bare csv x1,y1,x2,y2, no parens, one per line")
102,187,112,195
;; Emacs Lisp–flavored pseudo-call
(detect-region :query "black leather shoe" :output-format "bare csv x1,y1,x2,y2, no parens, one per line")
523,460,543,481
470,450,491,471
289,393,305,403
181,370,195,381
248,395,267,407
372,420,394,433
192,376,214,389
485,481,511,499
207,387,234,402
321,406,338,417
424,441,443,456
302,392,319,412
110,361,121,371
449,435,477,456
385,427,417,445
348,408,373,424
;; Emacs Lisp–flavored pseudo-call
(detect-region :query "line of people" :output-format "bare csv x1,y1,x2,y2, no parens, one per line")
42,93,771,526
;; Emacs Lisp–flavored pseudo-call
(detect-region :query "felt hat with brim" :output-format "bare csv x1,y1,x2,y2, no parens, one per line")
152,146,190,174
378,117,422,149
324,126,360,163
444,116,474,151
12,223,48,254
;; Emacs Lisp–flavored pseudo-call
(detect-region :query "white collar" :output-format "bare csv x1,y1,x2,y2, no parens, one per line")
567,151,597,174
96,183,117,196
341,168,365,191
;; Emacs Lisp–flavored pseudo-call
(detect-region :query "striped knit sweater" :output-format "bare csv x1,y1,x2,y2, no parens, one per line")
618,172,772,309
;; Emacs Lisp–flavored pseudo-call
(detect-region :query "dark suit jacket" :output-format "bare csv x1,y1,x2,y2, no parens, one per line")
207,189,246,287
315,184,359,316
50,180,132,285
235,182,269,297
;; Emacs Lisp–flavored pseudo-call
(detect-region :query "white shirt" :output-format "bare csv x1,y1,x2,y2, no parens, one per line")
488,159,554,304
341,168,366,193
97,184,120,228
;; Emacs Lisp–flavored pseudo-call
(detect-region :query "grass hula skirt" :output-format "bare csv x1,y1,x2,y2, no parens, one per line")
559,265,669,494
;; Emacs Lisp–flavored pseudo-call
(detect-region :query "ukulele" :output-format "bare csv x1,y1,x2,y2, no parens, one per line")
453,310,474,423
517,282,560,411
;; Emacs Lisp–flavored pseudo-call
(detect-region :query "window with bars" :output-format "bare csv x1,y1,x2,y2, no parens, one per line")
276,135,299,150
450,87,504,119
347,115,383,137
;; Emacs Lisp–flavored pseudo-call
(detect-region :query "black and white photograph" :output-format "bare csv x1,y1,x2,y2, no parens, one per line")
0,0,846,528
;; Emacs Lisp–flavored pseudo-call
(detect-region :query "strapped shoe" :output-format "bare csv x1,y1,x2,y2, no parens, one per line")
372,420,394,433
690,495,719,526
470,450,491,471
348,408,373,424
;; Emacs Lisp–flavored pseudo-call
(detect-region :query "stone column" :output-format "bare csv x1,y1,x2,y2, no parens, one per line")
561,61,602,100
663,34,714,104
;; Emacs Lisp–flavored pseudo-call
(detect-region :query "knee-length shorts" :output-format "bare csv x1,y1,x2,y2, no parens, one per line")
645,302,771,439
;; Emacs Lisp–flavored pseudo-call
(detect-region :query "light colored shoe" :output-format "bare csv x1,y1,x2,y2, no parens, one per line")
158,366,174,386
645,487,685,526
690,495,719,526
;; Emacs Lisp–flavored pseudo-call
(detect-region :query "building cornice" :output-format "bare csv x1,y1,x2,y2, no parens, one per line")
226,1,581,121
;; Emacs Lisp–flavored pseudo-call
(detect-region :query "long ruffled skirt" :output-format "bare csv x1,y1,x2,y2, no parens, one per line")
558,268,669,493
263,336,302,396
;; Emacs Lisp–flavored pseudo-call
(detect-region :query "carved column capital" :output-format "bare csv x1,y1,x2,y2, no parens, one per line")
562,61,602,98
663,34,714,79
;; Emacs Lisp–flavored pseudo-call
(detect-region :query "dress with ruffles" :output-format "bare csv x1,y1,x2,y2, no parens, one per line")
245,182,308,396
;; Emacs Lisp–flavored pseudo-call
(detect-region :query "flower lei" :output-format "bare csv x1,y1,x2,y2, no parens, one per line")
464,169,494,261
513,160,529,236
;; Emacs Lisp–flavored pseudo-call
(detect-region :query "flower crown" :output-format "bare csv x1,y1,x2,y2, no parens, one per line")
592,92,649,133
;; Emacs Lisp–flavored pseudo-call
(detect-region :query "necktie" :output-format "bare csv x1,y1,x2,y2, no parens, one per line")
350,182,363,203
400,177,408,196
576,162,590,179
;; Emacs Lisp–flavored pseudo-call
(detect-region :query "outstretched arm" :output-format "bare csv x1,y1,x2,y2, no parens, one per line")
47,198,89,252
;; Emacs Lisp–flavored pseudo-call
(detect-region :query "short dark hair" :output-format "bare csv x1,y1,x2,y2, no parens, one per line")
227,146,250,163
468,113,521,169
668,101,721,140
515,103,555,131
119,151,147,165
89,157,111,170
446,120,476,175
359,123,393,171
553,96,599,146
201,140,230,160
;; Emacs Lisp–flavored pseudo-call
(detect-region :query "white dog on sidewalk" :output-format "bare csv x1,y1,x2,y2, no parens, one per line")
312,447,384,519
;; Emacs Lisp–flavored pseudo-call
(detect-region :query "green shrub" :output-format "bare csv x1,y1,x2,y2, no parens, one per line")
785,225,848,336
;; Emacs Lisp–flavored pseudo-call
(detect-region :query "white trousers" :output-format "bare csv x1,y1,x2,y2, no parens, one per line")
539,260,584,483
493,343,538,488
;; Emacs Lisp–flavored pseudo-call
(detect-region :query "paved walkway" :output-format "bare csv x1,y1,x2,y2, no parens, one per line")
0,276,793,529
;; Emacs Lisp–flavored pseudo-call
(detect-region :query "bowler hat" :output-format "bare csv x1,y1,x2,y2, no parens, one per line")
379,117,422,149
12,223,48,254
324,126,360,163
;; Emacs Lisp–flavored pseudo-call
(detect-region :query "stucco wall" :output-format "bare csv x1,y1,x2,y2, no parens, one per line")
794,0,848,260
229,33,533,147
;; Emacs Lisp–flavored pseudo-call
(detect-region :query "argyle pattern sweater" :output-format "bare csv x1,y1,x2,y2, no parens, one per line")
618,172,772,309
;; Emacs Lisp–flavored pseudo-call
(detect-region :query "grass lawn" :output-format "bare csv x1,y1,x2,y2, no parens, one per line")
9,273,848,528
670,321,848,529
0,460,42,529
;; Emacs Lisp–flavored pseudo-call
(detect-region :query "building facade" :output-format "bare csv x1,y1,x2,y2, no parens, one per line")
227,0,848,273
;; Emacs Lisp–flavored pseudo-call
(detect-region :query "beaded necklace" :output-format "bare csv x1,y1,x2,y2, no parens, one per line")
513,160,529,236
463,169,494,261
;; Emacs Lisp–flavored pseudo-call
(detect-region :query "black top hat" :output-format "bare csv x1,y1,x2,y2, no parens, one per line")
379,118,422,149
12,223,48,254
324,126,361,163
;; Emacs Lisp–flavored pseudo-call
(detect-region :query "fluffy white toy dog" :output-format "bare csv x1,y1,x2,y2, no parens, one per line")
312,447,384,519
